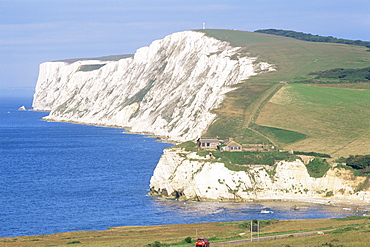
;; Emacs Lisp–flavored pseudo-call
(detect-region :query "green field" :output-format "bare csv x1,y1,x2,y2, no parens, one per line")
257,84,370,156
1,216,369,246
197,29,370,156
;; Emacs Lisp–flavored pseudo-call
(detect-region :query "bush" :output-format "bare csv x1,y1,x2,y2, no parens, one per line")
66,241,82,245
325,191,334,197
184,237,192,243
346,155,370,170
145,241,163,247
306,158,330,178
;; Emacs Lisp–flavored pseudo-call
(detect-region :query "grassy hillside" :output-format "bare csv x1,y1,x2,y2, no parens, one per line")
197,29,370,156
257,84,370,157
1,216,369,246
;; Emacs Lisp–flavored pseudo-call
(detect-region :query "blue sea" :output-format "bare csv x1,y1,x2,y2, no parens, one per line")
0,97,364,237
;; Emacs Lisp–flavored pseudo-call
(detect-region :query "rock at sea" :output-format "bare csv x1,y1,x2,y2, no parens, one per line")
18,106,27,111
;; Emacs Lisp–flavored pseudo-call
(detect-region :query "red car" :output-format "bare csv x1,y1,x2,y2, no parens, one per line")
195,237,210,247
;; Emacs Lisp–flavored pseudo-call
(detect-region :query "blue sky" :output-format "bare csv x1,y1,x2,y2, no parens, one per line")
1,0,369,98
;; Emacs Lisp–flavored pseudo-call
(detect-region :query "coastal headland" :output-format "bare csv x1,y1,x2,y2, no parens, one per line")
29,28,370,240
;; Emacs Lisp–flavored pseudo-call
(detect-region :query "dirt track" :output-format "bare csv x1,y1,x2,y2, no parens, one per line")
211,229,333,246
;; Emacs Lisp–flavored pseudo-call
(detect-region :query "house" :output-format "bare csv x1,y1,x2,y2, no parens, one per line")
219,138,242,152
197,137,220,150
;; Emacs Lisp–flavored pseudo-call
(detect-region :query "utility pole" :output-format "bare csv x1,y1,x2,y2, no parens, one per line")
250,221,252,242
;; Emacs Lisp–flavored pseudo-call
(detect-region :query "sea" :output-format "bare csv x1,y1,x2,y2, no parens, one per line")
0,96,365,238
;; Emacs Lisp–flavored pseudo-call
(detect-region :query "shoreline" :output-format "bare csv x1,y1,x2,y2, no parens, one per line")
154,195,370,208
39,114,178,144
252,197,370,207
1,197,369,239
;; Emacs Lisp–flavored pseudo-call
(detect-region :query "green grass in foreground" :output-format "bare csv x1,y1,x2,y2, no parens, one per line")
2,216,370,247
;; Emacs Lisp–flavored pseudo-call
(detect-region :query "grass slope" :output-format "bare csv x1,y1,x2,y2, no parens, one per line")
258,84,370,156
197,29,370,156
1,216,369,246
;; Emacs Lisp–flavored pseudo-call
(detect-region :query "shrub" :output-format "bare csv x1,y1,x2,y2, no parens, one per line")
321,243,345,247
305,158,330,178
325,191,334,197
145,241,163,247
184,237,192,243
66,241,82,245
346,155,370,170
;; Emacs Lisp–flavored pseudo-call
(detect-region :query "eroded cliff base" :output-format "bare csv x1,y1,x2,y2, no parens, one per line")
149,148,370,204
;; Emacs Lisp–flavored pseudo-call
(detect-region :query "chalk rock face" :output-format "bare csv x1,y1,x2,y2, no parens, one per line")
18,106,27,111
149,148,370,202
32,30,274,142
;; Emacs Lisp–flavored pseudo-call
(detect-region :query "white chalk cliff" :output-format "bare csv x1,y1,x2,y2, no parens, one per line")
150,148,370,202
33,30,368,203
32,30,274,142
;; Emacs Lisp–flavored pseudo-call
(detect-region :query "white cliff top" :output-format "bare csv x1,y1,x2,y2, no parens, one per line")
32,30,274,142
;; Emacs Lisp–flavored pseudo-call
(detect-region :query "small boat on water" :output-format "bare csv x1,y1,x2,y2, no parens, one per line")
260,209,273,214
293,205,300,210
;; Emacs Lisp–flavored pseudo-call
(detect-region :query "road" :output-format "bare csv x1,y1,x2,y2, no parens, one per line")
210,229,332,246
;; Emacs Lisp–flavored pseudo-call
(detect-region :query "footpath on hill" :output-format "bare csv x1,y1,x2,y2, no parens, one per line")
243,82,284,146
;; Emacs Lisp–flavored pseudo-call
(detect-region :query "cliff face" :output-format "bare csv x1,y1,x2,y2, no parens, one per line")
32,30,274,142
33,30,369,202
149,148,370,202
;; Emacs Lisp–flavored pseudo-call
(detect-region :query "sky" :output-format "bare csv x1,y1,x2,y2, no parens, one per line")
1,0,370,99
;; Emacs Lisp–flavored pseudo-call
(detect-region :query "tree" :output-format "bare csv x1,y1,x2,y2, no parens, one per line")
346,155,370,170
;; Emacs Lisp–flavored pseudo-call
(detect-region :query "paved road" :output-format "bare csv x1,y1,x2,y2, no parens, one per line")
210,229,332,246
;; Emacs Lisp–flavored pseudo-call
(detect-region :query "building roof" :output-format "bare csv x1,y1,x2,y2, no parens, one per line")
222,139,242,147
198,137,219,143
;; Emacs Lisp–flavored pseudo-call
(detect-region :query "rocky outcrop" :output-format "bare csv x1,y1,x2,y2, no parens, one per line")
18,106,27,111
149,148,370,202
32,30,274,142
